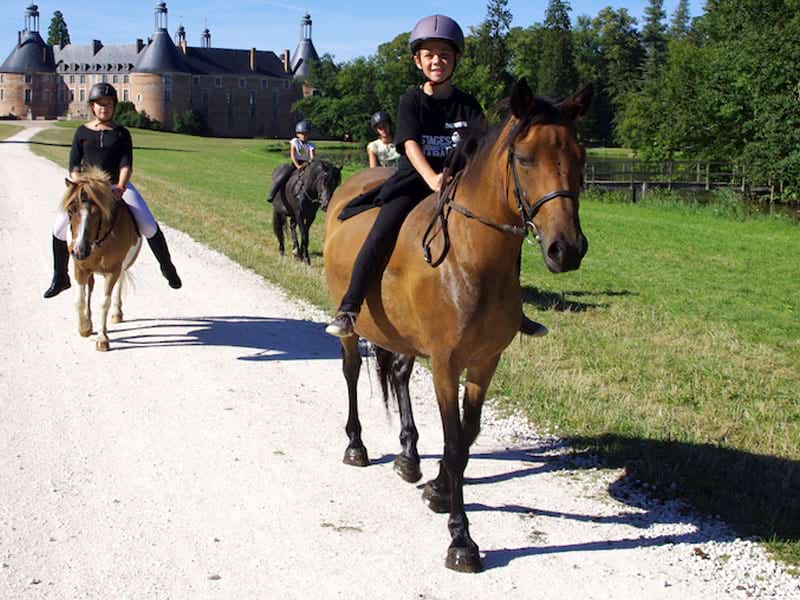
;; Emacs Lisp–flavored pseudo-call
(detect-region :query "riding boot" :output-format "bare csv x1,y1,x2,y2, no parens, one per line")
146,227,182,289
43,236,71,298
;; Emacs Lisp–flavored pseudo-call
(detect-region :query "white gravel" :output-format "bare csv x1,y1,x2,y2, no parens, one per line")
1,124,797,599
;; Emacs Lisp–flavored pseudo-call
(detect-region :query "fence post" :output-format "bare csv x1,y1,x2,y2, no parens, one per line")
705,162,711,190
668,161,673,191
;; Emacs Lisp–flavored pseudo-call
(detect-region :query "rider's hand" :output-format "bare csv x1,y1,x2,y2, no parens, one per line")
298,163,308,170
426,173,443,193
112,184,125,199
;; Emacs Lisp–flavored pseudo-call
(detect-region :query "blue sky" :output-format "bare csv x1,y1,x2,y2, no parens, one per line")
1,1,706,63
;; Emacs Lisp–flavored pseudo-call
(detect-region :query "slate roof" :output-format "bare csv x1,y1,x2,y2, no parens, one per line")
53,41,141,73
0,30,55,73
134,30,190,73
291,39,318,79
183,46,289,78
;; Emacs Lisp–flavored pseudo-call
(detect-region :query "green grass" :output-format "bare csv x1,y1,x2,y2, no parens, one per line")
31,123,800,567
0,122,24,140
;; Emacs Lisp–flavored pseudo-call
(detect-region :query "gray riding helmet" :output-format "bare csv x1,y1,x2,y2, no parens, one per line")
408,14,465,55
295,120,312,133
88,82,118,103
370,111,391,129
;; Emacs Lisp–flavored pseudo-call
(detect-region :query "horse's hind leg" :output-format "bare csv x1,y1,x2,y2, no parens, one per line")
273,209,286,256
289,218,302,260
388,354,421,483
111,272,125,323
341,335,369,466
300,214,313,265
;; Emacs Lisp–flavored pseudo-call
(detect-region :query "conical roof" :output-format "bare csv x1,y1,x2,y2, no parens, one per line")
291,38,318,79
134,29,189,73
0,30,55,73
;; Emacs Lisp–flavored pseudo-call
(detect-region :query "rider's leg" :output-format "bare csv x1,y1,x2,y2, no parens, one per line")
122,183,182,289
43,212,71,298
326,195,418,337
268,164,299,203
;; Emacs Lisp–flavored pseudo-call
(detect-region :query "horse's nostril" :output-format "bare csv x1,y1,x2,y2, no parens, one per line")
547,240,565,264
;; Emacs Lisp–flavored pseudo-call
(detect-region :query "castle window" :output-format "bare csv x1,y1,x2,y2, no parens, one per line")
123,75,129,84
261,79,268,89
69,75,75,84
25,74,32,83
0,89,4,102
215,77,222,88
239,78,246,88
249,91,257,117
101,74,107,83
79,88,85,102
164,88,171,103
112,75,118,84
69,88,75,101
282,80,289,89
272,90,278,118
193,77,200,86
136,94,142,102
0,74,4,83
123,89,129,102
164,74,172,85
25,89,32,104
79,74,85,84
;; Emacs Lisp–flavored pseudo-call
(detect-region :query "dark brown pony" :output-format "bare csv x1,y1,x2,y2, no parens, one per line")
323,80,592,572
63,167,141,351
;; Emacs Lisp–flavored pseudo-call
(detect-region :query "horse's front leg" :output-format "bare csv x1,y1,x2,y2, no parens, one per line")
341,335,368,466
431,354,482,573
390,354,421,483
289,217,301,260
300,213,314,265
75,268,92,337
96,270,120,352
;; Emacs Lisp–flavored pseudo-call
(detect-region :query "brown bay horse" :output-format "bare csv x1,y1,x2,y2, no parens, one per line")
323,80,592,572
63,167,141,351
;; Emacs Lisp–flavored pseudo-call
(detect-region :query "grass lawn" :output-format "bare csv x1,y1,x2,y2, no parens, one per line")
0,122,24,140
31,123,800,567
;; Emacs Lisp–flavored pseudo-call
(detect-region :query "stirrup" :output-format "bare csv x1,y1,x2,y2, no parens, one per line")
325,312,357,338
520,316,548,337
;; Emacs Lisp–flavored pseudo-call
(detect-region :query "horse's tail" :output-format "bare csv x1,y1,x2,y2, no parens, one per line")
272,208,285,237
373,344,395,410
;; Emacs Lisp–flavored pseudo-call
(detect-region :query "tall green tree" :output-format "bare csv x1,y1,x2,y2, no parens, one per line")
572,14,613,144
668,0,691,39
372,33,418,117
507,24,544,92
47,10,70,47
537,0,578,97
642,0,667,75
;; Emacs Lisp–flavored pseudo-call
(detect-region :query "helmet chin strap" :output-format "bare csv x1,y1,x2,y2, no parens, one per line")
425,56,459,88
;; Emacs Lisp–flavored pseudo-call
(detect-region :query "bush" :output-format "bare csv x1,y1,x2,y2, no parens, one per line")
173,109,209,136
113,101,161,131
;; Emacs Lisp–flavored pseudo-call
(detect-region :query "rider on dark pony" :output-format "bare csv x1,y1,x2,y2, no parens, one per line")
43,82,182,298
267,120,316,203
326,14,547,338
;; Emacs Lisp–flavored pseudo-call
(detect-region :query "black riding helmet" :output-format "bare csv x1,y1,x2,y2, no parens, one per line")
370,111,391,130
88,82,118,103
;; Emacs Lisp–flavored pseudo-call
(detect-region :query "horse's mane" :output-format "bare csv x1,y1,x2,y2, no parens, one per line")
450,95,568,188
61,167,116,221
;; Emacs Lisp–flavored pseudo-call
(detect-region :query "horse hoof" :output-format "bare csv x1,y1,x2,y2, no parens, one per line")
111,313,123,324
393,455,422,483
79,327,92,338
422,482,451,513
95,340,110,352
445,547,483,573
343,446,369,467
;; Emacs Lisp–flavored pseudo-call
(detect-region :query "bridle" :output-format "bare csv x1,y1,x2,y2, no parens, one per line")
68,192,120,253
421,145,577,266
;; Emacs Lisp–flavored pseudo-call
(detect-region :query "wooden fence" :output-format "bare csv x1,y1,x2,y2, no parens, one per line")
583,158,774,202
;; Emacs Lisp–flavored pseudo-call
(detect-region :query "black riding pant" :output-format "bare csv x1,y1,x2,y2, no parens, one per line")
338,194,421,313
269,161,305,201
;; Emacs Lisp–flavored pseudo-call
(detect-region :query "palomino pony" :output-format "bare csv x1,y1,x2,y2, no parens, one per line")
270,159,341,264
62,167,142,351
323,80,592,572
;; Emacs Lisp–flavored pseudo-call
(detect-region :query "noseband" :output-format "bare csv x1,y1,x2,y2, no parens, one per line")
421,145,577,266
69,193,120,252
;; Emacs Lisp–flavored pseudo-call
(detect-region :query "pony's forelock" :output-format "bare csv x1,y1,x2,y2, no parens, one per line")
61,167,115,221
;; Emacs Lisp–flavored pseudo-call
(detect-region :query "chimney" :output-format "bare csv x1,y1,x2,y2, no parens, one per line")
18,31,21,47
92,40,102,55
283,49,290,73
249,48,256,71
180,39,187,54
136,38,144,52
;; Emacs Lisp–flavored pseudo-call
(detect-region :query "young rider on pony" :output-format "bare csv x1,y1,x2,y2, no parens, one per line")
326,14,547,338
267,120,316,202
366,111,400,168
43,82,182,298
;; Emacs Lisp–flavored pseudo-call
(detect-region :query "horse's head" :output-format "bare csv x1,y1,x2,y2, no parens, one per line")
503,80,592,273
62,168,116,260
305,160,342,212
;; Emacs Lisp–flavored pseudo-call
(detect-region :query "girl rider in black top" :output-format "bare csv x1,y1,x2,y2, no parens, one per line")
43,83,181,298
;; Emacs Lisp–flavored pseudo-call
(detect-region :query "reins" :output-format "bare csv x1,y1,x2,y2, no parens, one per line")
421,145,576,267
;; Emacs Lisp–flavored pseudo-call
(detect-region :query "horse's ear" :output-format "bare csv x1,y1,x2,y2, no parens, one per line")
64,177,74,189
510,79,534,119
560,84,594,121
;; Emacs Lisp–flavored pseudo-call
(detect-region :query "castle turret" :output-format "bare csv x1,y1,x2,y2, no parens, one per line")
290,12,319,80
0,4,57,118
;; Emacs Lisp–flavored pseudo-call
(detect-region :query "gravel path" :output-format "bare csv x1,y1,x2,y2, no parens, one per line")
1,125,797,599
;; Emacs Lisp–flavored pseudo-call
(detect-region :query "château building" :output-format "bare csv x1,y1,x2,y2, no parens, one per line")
0,2,321,138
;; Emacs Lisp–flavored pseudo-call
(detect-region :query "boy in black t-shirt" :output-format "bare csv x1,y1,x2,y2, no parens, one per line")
326,14,546,338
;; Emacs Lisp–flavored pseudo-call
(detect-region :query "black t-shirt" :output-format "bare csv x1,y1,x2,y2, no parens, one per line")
394,86,485,174
68,123,133,184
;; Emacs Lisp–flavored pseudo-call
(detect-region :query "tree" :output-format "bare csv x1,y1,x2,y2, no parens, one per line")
537,0,578,97
372,33,418,117
668,0,691,39
47,10,70,47
642,0,667,75
572,14,613,144
507,24,544,92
